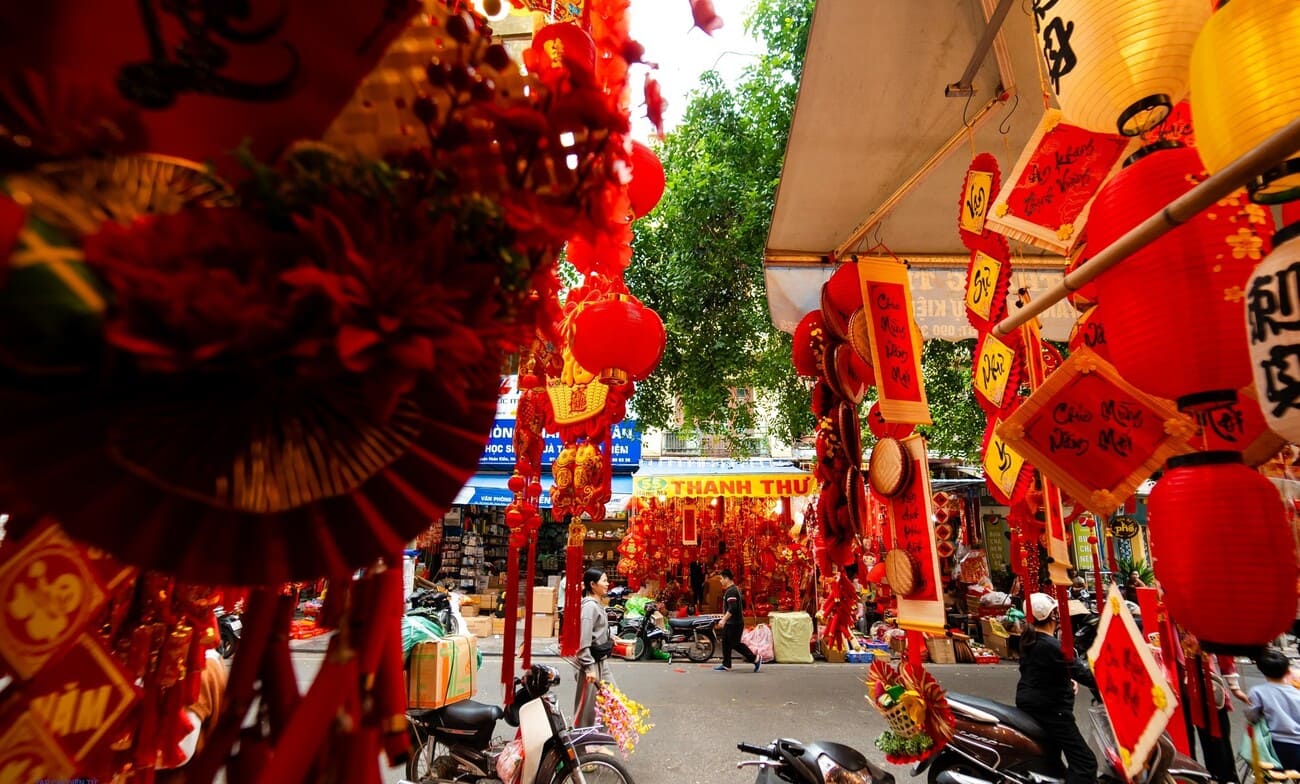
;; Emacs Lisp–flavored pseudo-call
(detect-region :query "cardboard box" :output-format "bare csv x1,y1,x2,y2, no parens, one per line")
980,618,1014,660
531,614,557,637
463,616,493,637
491,617,507,636
408,635,478,709
925,637,956,665
532,586,558,613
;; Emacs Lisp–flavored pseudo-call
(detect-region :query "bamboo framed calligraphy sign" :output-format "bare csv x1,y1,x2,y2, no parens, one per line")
997,348,1195,516
857,257,931,425
986,110,1133,256
1087,586,1178,780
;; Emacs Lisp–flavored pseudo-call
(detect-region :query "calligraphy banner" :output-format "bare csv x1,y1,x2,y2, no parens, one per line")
1194,385,1286,468
997,348,1196,516
973,331,1020,411
885,435,946,634
1041,480,1074,586
858,257,932,425
1088,586,1178,780
987,109,1133,256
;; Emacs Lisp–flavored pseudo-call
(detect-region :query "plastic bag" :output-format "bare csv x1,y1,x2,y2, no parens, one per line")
496,736,524,783
1239,720,1282,770
742,623,775,662
401,614,445,658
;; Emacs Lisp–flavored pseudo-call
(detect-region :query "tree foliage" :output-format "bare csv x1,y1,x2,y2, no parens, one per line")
627,0,985,461
626,0,814,449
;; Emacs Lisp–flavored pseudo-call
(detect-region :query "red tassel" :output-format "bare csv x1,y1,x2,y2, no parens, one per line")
522,530,539,671
377,604,411,767
262,593,301,742
560,519,584,656
255,646,358,784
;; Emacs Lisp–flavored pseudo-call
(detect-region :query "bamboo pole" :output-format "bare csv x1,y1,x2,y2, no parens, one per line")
992,116,1300,337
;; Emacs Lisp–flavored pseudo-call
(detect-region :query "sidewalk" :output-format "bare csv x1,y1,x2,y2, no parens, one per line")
290,631,563,657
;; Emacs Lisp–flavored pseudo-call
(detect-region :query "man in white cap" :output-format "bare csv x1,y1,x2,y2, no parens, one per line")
1016,592,1100,784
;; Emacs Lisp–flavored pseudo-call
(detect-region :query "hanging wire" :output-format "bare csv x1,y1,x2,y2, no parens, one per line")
998,92,1021,135
962,90,978,128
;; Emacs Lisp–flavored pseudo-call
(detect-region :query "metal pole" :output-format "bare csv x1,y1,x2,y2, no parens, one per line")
993,116,1300,337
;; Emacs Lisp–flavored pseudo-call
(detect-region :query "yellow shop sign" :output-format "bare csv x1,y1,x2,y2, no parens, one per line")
633,474,815,499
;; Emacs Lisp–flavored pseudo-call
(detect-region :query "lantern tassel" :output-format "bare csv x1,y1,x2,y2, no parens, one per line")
560,516,585,656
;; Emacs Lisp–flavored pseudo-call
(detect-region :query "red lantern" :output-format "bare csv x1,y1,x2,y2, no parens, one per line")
628,141,665,219
1148,451,1297,652
528,23,596,83
569,295,666,385
1090,143,1276,409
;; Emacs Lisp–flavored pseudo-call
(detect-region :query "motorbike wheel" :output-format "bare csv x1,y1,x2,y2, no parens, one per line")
633,636,646,661
405,734,454,783
686,631,715,662
926,749,983,784
550,750,635,784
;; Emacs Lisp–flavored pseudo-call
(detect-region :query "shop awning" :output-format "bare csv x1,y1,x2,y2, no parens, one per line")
452,473,634,513
764,1,1077,341
632,460,815,499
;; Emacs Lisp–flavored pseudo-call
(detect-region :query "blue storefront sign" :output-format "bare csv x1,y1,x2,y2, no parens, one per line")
478,419,641,470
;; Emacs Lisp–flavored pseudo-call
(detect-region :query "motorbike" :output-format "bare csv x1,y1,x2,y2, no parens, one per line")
409,588,465,637
736,738,895,784
617,601,716,662
402,663,633,784
1068,600,1100,658
916,694,1211,784
215,604,242,659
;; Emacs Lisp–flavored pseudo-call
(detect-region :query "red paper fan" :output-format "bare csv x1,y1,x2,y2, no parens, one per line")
823,261,862,324
792,310,828,377
0,363,499,584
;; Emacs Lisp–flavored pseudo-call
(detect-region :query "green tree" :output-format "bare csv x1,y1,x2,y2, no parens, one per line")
626,0,814,450
627,0,985,460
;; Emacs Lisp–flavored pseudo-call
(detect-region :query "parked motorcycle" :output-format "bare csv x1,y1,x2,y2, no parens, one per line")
215,604,241,660
736,738,895,784
403,663,632,784
617,601,715,662
916,694,1211,784
1068,600,1100,658
409,588,465,636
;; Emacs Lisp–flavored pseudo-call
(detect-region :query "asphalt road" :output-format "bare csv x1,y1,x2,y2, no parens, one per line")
283,645,1272,784
285,651,1105,784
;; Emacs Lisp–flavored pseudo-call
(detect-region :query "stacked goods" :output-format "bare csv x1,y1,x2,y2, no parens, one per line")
532,585,559,637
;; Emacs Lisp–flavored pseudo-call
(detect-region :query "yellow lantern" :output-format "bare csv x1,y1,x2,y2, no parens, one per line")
1032,0,1209,136
1191,0,1300,203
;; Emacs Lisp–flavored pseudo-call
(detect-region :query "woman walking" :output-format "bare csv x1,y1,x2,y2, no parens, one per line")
575,567,615,727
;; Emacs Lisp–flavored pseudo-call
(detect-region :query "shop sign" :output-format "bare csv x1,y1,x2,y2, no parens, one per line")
632,473,814,499
997,347,1195,516
1110,516,1140,540
857,256,932,425
1072,521,1095,570
479,419,641,469
987,109,1132,256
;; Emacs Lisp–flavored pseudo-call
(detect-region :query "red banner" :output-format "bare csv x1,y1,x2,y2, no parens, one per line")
885,436,946,634
987,110,1132,256
858,257,931,425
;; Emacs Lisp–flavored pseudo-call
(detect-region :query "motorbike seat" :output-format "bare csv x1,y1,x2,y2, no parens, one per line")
667,615,716,630
434,699,505,732
947,693,1049,742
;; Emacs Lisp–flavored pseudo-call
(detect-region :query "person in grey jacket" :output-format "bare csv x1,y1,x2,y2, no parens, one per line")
574,567,614,727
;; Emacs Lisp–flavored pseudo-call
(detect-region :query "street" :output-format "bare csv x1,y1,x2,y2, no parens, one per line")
287,647,1262,784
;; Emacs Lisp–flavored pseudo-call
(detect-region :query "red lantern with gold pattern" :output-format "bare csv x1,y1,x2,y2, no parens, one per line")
528,23,596,83
1090,143,1275,410
570,294,666,386
1148,451,1296,653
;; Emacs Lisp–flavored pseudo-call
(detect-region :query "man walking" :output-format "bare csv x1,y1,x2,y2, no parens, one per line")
714,569,760,672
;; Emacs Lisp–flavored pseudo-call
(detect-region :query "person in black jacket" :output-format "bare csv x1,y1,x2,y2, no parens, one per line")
1017,592,1100,784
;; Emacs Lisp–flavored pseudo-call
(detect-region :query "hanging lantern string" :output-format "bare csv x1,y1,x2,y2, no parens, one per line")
993,115,1300,338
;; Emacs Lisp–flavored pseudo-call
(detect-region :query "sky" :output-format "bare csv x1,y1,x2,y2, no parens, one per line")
623,0,764,141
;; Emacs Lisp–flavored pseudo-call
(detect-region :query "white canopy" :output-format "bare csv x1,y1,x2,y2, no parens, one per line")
764,0,1079,341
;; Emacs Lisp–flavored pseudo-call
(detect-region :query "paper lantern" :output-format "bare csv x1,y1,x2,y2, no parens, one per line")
1191,0,1300,203
1090,143,1274,409
628,141,665,219
1148,451,1296,652
569,295,666,385
529,23,596,82
1246,223,1300,439
1033,0,1209,136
